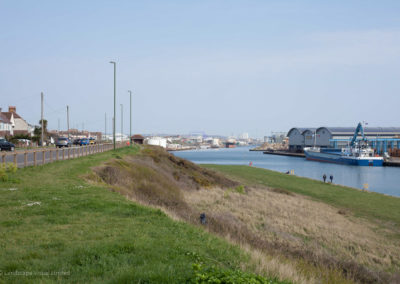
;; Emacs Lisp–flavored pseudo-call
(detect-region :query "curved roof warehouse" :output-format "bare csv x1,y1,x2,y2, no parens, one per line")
287,127,400,152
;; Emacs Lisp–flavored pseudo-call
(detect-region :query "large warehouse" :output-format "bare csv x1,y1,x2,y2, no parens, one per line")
288,126,400,153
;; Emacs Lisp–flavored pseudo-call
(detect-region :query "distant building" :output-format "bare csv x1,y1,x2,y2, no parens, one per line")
239,133,249,140
146,137,167,148
270,132,287,144
131,134,144,144
0,106,33,136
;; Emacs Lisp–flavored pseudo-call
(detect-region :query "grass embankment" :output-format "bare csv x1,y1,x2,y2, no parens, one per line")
89,146,400,283
0,146,281,283
4,145,399,283
203,165,400,226
201,165,400,282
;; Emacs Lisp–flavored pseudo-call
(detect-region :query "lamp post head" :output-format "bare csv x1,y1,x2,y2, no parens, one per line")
109,61,116,64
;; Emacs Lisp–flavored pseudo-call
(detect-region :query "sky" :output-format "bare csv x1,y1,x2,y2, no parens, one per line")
1,0,400,138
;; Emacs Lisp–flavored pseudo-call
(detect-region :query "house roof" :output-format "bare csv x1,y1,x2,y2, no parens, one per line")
1,112,21,120
132,134,144,139
0,113,11,123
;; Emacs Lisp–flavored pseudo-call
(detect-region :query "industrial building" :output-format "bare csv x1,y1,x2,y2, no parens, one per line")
288,126,400,154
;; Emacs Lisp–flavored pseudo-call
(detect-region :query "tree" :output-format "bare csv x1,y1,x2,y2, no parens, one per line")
32,119,48,142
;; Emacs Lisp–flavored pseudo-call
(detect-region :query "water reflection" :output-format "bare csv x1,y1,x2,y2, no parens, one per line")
173,147,400,197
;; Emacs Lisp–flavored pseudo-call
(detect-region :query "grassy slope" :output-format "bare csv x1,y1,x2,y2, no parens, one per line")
0,147,256,283
203,165,400,226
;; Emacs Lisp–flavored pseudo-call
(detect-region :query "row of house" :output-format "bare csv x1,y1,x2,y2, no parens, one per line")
0,106,33,138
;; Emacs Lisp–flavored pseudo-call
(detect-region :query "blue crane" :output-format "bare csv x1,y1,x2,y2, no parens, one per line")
350,122,366,146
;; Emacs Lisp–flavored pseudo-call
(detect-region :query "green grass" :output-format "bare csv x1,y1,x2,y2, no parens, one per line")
203,165,400,226
0,147,280,283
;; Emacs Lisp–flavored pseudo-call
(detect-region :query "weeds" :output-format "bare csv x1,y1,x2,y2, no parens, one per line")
188,263,287,284
0,163,18,182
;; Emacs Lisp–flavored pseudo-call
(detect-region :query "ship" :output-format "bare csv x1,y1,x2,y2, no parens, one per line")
303,122,383,166
225,142,236,148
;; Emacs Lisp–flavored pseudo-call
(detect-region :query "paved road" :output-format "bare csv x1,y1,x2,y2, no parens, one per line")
1,144,112,168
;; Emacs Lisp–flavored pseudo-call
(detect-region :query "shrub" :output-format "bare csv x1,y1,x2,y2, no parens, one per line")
0,163,18,182
0,165,7,182
234,185,245,194
6,163,17,174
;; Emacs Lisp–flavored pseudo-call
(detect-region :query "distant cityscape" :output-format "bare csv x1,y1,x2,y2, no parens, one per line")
0,104,277,149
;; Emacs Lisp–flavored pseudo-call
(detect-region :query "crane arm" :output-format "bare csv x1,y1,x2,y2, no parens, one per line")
350,122,365,146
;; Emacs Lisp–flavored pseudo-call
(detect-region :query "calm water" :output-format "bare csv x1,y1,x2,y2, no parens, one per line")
173,146,400,197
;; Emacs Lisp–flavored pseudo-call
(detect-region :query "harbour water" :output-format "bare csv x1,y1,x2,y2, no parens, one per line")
173,146,400,197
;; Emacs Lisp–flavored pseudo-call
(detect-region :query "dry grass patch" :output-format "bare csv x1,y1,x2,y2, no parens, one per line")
184,186,400,283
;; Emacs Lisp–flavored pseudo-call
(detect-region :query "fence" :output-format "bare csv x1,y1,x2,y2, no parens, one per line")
1,143,125,168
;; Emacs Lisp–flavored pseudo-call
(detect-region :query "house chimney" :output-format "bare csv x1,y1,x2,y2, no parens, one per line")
9,106,16,113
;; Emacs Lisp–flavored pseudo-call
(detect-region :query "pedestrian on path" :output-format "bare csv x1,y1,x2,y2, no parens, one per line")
323,174,327,183
330,174,333,183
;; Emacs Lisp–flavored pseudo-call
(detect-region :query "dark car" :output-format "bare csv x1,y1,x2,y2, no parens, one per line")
0,138,15,151
79,138,90,146
73,139,81,146
55,137,72,148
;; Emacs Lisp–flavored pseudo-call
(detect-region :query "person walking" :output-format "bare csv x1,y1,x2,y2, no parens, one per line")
323,174,327,183
330,174,333,183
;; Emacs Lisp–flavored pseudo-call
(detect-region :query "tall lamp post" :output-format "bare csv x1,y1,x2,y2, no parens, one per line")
110,61,116,150
120,104,123,142
41,92,44,147
128,90,132,144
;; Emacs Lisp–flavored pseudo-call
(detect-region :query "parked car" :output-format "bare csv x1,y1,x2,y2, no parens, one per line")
73,139,81,146
79,138,90,146
55,137,72,148
89,138,96,145
0,138,15,151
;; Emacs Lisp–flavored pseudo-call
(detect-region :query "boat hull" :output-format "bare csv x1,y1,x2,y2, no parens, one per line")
304,150,383,166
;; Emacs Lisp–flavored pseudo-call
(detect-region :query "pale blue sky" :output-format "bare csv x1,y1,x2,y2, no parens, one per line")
1,1,400,137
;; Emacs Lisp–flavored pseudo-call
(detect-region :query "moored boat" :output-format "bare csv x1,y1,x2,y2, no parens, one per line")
225,142,236,148
304,122,383,167
304,146,383,166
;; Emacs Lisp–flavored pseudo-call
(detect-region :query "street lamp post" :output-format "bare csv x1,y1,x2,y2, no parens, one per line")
128,90,132,144
109,61,116,150
120,104,123,142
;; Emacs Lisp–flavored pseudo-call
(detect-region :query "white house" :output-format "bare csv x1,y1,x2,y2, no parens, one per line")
1,106,33,136
0,112,13,137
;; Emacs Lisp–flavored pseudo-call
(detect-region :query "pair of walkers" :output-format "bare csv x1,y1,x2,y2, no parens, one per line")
323,174,333,183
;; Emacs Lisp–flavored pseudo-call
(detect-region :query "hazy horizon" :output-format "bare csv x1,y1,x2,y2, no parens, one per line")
1,1,400,138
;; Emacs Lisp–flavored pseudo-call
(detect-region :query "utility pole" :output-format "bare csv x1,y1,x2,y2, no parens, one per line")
57,118,60,133
128,90,132,143
41,92,44,147
110,61,116,150
112,117,114,139
67,105,70,140
120,104,123,141
105,113,107,137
